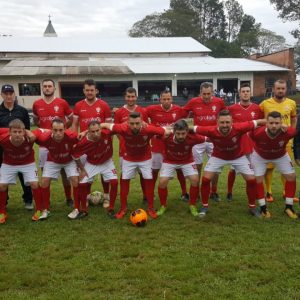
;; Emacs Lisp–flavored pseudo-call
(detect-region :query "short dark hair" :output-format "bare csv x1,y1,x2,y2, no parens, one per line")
88,120,101,128
200,82,213,92
124,87,137,96
218,109,231,118
9,119,25,129
274,79,286,86
51,118,65,127
240,83,251,90
84,79,97,87
267,111,282,119
173,119,188,132
129,111,141,119
160,89,172,97
42,79,55,87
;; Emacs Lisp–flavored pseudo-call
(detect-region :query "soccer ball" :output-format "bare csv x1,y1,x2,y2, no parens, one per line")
87,191,104,206
130,209,148,227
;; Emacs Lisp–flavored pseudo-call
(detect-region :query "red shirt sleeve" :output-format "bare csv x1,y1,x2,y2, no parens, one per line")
194,125,215,137
63,100,73,117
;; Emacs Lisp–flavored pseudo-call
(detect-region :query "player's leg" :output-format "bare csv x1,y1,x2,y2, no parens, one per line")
227,167,236,201
157,162,174,215
264,163,274,202
0,183,8,224
176,169,189,202
274,154,298,218
139,159,156,218
60,168,73,207
18,172,33,210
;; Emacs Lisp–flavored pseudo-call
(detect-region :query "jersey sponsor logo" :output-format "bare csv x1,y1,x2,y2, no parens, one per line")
80,109,87,112
104,139,108,144
198,115,216,121
38,108,45,111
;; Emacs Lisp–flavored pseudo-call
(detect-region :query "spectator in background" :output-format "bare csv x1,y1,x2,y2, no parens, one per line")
227,91,233,103
182,88,189,99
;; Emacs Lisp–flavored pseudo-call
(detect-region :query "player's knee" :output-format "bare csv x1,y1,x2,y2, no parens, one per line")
0,184,8,192
30,182,39,189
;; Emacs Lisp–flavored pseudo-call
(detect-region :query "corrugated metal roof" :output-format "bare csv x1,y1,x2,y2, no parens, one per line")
0,37,210,53
0,56,289,76
121,57,290,73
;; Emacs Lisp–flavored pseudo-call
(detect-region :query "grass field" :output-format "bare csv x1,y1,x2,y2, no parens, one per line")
1,139,300,299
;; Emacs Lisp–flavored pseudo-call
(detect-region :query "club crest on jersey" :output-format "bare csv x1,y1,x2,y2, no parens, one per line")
251,112,256,118
279,140,285,147
172,113,177,120
232,137,237,143
212,105,216,112
54,105,59,112
96,107,101,113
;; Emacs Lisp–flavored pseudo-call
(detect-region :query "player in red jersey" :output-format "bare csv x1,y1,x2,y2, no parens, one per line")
146,90,189,202
250,111,297,219
33,79,74,207
114,87,148,203
183,82,226,202
31,119,79,220
226,83,264,201
72,121,118,219
194,110,265,218
0,119,42,224
72,79,112,208
156,119,205,217
101,111,169,219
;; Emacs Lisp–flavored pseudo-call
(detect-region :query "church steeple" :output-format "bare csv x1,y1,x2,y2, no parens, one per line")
43,15,57,37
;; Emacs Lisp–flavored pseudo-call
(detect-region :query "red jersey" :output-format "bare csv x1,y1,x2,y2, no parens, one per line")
146,104,185,153
0,129,35,165
110,123,165,162
114,105,148,157
33,98,73,129
183,97,226,126
163,133,205,164
194,121,256,160
73,99,112,132
250,126,296,159
72,130,113,165
34,129,78,164
228,102,264,154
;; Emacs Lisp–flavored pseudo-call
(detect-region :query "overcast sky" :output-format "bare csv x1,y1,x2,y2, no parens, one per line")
0,0,298,44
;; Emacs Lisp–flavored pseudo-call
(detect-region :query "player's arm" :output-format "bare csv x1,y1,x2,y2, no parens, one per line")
255,119,267,127
71,116,79,133
74,157,88,181
65,114,73,129
192,125,214,137
291,116,297,128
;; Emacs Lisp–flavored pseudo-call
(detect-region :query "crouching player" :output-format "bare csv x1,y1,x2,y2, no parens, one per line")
0,119,42,223
194,110,265,218
157,119,205,217
32,119,79,220
101,111,170,219
71,121,118,219
250,111,297,218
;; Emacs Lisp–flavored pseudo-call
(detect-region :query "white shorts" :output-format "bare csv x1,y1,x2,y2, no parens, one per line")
204,155,254,175
251,151,294,176
152,153,163,170
160,162,198,178
39,147,48,168
0,162,38,185
192,142,213,164
80,159,118,183
42,160,79,179
122,159,152,180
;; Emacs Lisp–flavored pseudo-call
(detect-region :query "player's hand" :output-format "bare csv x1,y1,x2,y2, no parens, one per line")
78,130,88,140
142,121,148,128
25,130,36,142
79,169,88,182
112,107,119,113
164,128,172,138
281,124,288,132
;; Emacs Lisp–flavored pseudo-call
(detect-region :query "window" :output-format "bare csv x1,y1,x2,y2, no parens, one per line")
18,83,41,96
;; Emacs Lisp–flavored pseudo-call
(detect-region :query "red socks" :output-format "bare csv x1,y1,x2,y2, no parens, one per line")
41,186,50,210
158,187,168,206
189,185,199,205
246,179,256,208
0,190,7,214
120,179,130,211
32,187,42,211
285,180,296,198
63,183,72,200
108,179,118,210
227,169,236,194
201,177,211,207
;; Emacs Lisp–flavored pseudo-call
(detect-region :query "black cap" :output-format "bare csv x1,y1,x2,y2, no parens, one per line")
1,84,14,93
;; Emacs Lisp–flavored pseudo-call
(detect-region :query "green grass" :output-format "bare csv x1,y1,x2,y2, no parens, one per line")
1,139,300,299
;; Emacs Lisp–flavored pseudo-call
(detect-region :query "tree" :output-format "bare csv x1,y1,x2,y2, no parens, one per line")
237,14,261,56
257,29,287,55
269,0,300,38
224,0,244,42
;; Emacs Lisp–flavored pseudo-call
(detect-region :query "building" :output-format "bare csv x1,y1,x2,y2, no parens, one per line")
0,21,295,108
